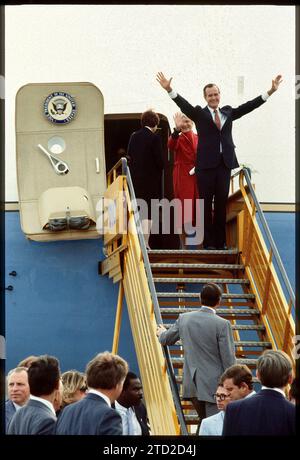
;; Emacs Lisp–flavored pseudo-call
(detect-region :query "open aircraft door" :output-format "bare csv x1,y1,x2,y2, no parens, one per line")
15,82,106,241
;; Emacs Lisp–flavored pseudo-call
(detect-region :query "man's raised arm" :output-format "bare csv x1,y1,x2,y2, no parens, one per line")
156,71,197,122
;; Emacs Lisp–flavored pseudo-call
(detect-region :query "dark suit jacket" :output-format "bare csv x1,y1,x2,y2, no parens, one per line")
56,392,122,435
172,93,266,171
127,127,164,206
134,401,150,436
5,400,16,432
7,399,56,435
222,389,296,436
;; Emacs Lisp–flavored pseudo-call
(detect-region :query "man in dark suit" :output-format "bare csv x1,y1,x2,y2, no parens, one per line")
156,283,236,424
222,350,295,436
127,109,164,249
156,72,282,249
114,371,150,435
56,351,128,435
8,355,61,435
5,366,30,432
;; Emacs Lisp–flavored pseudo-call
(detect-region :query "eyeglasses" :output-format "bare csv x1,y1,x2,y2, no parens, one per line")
213,393,230,401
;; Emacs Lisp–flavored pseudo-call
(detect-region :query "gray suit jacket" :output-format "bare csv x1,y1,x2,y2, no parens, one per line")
5,400,16,432
56,393,122,435
199,410,224,436
159,307,236,402
7,399,56,435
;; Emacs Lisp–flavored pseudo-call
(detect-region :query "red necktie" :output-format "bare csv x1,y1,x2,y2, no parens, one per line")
214,109,221,130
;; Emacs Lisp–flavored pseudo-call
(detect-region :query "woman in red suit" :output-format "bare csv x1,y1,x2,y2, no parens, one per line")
168,112,199,248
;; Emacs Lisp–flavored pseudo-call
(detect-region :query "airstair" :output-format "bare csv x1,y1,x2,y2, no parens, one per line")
100,159,295,435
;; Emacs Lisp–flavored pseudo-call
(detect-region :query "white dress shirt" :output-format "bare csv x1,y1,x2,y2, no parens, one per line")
168,89,270,153
88,388,111,406
12,402,23,411
115,400,142,435
201,305,216,314
261,386,286,397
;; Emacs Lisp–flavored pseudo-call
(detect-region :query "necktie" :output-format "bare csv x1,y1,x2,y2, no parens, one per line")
214,109,221,130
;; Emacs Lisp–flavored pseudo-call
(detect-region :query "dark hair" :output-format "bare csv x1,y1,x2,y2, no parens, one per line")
28,355,60,396
257,350,292,388
220,364,254,390
123,371,139,391
141,110,160,128
200,283,222,307
203,83,220,97
86,351,128,390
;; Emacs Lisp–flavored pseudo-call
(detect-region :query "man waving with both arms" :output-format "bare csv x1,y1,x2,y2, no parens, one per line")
156,71,282,250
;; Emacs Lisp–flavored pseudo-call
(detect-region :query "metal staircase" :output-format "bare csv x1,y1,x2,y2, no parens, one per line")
148,247,273,431
100,159,295,435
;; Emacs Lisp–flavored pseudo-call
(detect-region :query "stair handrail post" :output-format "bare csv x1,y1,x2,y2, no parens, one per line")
238,167,295,309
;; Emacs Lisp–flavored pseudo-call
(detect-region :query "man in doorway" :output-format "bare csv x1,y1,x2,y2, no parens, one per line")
156,72,282,249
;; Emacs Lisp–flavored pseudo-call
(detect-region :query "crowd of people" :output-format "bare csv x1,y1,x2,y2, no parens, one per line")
4,285,297,436
5,352,150,436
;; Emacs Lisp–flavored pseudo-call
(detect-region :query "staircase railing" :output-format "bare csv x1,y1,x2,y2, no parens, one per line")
104,157,187,435
235,167,295,365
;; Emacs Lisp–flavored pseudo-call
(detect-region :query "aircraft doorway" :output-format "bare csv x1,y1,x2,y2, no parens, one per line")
104,113,179,249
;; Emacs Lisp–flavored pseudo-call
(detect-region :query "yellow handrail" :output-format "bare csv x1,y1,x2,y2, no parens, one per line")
238,171,295,367
102,168,180,435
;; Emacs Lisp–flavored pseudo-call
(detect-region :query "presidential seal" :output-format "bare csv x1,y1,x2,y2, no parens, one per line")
44,92,77,124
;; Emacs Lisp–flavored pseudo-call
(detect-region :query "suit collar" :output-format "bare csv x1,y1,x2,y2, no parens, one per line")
261,386,286,397
258,389,286,399
200,306,216,314
30,395,56,415
27,398,56,415
86,391,110,406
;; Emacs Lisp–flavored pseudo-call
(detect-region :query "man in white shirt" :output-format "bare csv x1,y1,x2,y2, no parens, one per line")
8,355,61,435
115,371,150,435
5,367,30,432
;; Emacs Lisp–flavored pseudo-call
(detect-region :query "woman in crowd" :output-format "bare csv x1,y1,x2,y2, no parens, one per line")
60,370,87,410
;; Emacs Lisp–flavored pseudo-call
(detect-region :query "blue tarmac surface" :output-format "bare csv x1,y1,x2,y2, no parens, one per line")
4,211,295,374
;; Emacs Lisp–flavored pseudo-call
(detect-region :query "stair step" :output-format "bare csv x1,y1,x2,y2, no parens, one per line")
160,307,260,315
151,263,244,270
171,357,258,367
148,249,239,255
164,323,265,331
153,277,249,284
183,414,200,424
174,340,272,348
157,292,255,299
